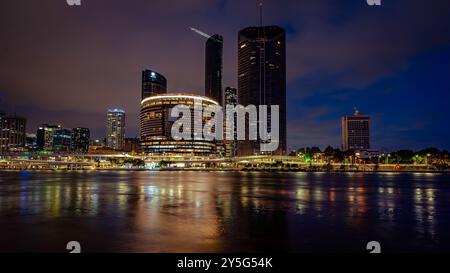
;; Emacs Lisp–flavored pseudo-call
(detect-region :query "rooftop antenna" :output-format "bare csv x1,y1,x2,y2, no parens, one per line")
257,1,267,153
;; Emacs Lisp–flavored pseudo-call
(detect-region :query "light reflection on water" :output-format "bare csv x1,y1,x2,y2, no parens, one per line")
0,171,449,252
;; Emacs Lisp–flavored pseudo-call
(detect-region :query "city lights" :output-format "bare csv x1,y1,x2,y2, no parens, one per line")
0,0,450,264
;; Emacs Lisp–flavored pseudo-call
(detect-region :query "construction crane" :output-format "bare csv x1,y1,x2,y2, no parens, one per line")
189,27,222,43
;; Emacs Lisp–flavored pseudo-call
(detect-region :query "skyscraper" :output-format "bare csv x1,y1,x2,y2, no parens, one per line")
142,70,167,100
342,110,370,151
0,114,26,152
36,124,61,150
237,26,287,156
224,87,237,157
53,128,72,152
71,127,90,153
205,34,223,106
140,93,218,155
106,109,125,150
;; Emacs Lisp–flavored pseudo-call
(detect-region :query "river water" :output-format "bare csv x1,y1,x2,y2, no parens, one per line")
0,171,449,253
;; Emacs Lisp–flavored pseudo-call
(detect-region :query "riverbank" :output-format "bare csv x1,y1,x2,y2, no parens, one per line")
1,167,449,173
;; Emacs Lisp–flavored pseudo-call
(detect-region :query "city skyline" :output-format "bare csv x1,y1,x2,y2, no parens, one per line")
1,1,450,257
1,0,450,151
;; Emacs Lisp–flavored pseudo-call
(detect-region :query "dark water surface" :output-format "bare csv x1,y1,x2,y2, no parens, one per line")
0,171,449,253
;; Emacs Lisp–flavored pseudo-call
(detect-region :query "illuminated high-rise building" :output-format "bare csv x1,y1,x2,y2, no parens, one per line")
142,70,167,100
205,34,223,106
237,26,287,156
53,128,72,152
342,110,370,151
0,114,26,152
224,87,237,157
106,109,125,150
140,93,217,155
36,124,61,150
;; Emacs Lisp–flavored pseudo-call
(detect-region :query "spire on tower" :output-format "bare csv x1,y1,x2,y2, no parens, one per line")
259,2,263,27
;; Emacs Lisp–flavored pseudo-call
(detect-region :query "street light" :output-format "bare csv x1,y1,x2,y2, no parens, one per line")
426,153,431,166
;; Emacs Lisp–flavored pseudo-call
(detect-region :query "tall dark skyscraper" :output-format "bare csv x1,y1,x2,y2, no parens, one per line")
237,26,287,156
205,34,223,106
142,70,167,100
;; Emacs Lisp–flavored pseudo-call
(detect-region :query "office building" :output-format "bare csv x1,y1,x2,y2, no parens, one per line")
106,109,126,150
140,93,217,155
25,133,38,151
342,110,371,151
71,127,90,153
237,25,287,156
224,87,238,157
53,128,72,152
0,114,26,152
36,124,61,150
205,34,223,106
142,70,167,100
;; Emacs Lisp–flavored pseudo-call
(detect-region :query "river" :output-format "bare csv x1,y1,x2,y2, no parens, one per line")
0,171,449,252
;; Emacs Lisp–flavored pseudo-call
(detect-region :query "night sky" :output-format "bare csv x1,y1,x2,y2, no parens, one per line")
1,0,450,151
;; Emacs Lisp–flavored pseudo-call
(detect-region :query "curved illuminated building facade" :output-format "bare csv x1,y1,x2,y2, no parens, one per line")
140,94,218,155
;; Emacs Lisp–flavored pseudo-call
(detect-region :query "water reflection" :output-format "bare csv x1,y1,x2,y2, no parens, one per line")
0,171,449,252
414,187,436,238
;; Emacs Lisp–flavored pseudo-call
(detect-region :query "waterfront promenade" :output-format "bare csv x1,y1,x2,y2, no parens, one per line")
0,153,448,172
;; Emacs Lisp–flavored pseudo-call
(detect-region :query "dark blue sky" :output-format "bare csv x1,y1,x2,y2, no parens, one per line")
1,0,450,151
289,46,450,151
